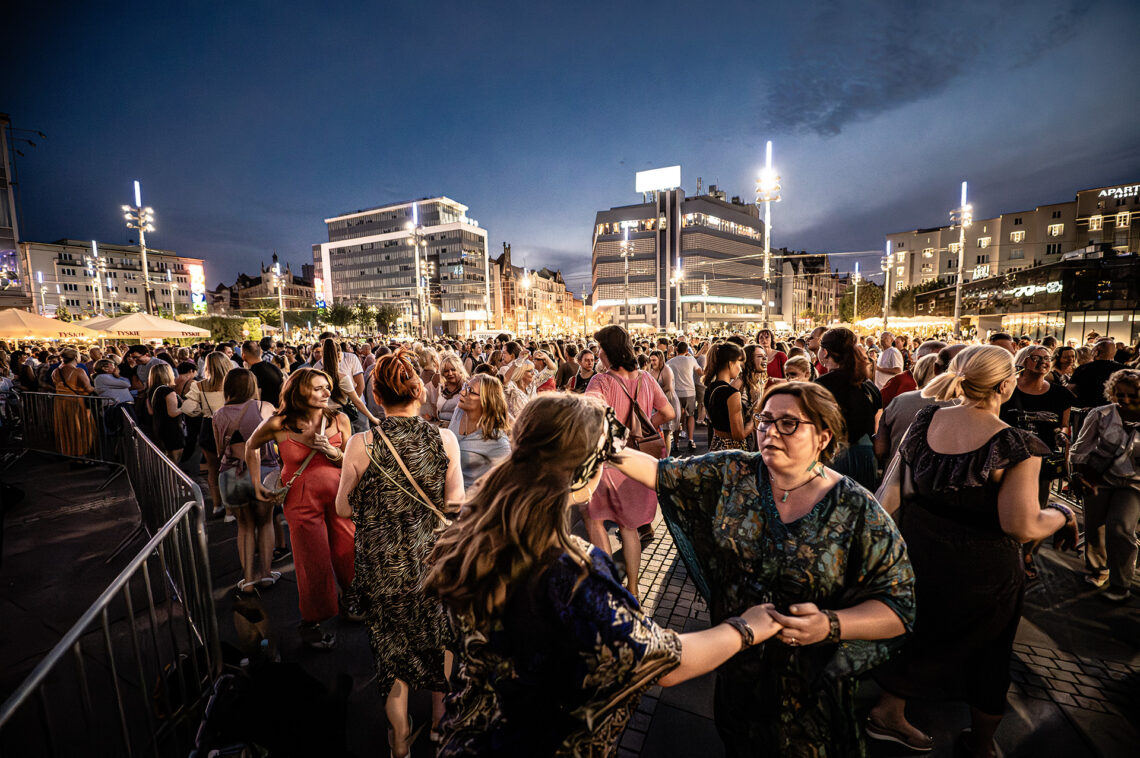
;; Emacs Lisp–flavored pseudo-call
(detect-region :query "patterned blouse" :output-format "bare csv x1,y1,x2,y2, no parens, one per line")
437,536,682,757
656,452,916,757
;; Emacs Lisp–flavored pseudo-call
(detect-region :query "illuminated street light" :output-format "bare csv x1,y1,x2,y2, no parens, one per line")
755,140,782,329
881,241,892,329
950,181,974,339
406,203,429,338
619,224,633,330
122,180,158,315
670,267,685,333
520,272,531,335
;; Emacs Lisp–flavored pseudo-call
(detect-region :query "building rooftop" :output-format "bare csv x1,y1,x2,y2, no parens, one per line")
323,196,468,224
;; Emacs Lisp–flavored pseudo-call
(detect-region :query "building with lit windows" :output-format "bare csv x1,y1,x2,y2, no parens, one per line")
886,181,1139,291
778,252,841,330
591,182,774,332
313,196,492,336
1,113,34,310
18,239,206,318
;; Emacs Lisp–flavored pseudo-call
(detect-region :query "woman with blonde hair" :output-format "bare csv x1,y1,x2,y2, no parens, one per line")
871,345,1078,756
424,352,467,426
451,373,511,490
428,393,782,756
502,354,556,420
184,352,234,517
146,362,185,462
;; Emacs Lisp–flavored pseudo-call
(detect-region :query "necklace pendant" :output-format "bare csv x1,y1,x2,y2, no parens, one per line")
781,490,790,503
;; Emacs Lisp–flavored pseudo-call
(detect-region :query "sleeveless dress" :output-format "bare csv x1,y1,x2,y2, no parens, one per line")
52,365,95,457
874,405,1049,715
347,416,452,696
280,429,355,622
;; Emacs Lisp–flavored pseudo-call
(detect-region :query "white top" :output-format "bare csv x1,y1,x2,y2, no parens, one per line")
875,346,904,388
666,355,701,398
313,353,364,379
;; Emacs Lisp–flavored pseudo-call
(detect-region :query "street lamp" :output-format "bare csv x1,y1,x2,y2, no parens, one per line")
755,140,782,329
881,241,892,329
406,203,429,339
273,260,287,335
670,267,684,333
520,272,531,335
122,180,158,315
619,224,633,331
85,240,106,315
950,181,974,340
852,262,861,325
166,268,176,317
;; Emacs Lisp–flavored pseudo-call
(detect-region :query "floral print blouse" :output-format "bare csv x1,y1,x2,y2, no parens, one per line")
656,451,916,757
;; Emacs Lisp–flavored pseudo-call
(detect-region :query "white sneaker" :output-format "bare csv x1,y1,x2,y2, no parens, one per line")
223,514,236,523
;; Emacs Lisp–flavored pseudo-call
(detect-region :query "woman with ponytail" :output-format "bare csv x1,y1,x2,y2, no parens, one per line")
427,393,781,757
321,338,380,431
815,327,882,489
335,347,464,757
870,345,1079,756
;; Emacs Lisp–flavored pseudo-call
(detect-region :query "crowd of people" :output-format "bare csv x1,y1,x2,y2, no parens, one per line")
2,322,1138,757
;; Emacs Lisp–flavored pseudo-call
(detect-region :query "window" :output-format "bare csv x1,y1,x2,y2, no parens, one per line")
1013,217,1023,225
1052,210,1062,219
948,242,961,254
896,266,904,277
895,280,905,292
977,237,991,248
1048,224,1064,237
1046,243,1062,255
976,254,989,264
1010,230,1025,243
1089,215,1103,231
922,247,934,257
973,264,990,279
1117,211,1130,226
1009,248,1025,260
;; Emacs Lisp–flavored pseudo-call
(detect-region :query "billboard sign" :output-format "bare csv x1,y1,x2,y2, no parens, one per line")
635,166,681,193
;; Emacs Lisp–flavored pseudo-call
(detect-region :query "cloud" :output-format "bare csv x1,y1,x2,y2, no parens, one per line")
760,0,1089,136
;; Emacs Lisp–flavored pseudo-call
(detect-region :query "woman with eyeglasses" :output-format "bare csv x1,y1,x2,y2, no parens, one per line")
428,393,783,757
871,345,1078,757
1000,345,1073,579
452,374,511,490
609,381,914,756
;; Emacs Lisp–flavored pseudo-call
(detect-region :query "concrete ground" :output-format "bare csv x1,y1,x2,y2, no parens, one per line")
2,433,1137,757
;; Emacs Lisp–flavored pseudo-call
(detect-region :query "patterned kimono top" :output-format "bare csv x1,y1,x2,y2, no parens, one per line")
438,536,682,757
656,452,916,758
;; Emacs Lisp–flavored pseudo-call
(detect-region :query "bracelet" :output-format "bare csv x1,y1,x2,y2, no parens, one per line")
823,610,841,644
1043,502,1074,522
723,616,754,650
325,449,343,462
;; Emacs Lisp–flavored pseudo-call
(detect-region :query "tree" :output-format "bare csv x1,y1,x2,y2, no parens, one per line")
55,305,73,322
323,302,355,330
121,302,142,313
375,303,401,334
890,280,943,318
354,302,376,333
838,281,884,323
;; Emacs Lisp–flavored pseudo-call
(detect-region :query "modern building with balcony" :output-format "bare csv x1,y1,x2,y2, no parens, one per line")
313,196,492,336
18,239,206,318
886,181,1139,291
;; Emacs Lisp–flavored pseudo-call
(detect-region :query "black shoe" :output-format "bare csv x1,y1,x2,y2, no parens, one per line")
638,524,656,547
272,546,291,563
298,621,336,650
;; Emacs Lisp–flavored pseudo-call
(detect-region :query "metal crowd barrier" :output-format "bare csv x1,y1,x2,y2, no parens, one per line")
6,391,127,486
0,501,222,757
120,409,206,536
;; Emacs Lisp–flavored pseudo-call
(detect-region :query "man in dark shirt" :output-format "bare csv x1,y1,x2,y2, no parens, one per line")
1070,338,1121,409
554,343,580,389
242,340,284,407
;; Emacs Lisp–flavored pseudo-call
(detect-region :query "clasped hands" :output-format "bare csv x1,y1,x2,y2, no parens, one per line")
739,602,834,647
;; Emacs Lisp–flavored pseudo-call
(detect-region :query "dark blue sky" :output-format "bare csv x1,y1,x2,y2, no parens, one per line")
6,0,1139,293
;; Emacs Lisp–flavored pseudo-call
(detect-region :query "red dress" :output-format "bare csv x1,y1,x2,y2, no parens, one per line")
280,432,355,622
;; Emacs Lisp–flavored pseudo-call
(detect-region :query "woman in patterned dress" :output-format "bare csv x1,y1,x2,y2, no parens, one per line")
335,347,464,758
611,382,916,757
427,393,782,757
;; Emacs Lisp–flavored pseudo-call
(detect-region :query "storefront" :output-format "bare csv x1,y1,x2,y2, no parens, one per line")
915,256,1140,344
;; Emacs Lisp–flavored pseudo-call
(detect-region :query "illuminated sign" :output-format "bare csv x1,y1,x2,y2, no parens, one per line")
635,166,681,193
314,276,327,309
1004,281,1062,298
1098,184,1140,199
188,263,207,313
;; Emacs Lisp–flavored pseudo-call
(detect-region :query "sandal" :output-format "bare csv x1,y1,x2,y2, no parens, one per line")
1023,553,1039,580
259,570,282,587
298,621,336,650
236,579,258,594
866,717,934,752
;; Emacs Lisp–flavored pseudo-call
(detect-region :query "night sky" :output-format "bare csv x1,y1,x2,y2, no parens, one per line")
5,0,1139,294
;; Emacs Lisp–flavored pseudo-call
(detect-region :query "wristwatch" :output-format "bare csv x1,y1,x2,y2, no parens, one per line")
724,616,754,650
823,610,841,644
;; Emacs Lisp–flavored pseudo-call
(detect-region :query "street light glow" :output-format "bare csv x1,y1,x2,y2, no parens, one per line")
134,180,142,207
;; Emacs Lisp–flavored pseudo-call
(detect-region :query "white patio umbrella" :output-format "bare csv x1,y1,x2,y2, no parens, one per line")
0,308,106,340
79,312,209,340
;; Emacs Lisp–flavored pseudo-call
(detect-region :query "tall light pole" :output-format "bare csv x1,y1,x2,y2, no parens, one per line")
122,180,157,315
273,260,286,335
619,224,633,331
85,240,106,315
520,272,531,335
755,140,782,329
852,262,861,325
881,241,892,329
406,203,428,339
166,269,176,317
671,268,684,333
581,285,588,335
950,181,974,340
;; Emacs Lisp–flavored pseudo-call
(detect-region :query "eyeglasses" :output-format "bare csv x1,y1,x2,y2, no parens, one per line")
1026,355,1051,365
755,415,815,435
460,384,480,396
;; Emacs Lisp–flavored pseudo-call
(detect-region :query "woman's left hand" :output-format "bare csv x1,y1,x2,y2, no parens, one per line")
768,602,832,646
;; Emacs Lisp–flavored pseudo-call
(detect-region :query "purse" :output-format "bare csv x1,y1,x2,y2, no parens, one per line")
607,372,665,460
262,449,317,503
372,425,452,528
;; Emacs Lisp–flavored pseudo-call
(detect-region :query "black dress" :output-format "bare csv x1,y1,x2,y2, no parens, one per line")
150,385,185,451
874,405,1049,715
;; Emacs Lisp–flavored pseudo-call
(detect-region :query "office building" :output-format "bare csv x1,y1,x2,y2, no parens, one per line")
1,114,33,310
886,181,1140,291
19,239,206,318
313,196,492,336
591,179,772,332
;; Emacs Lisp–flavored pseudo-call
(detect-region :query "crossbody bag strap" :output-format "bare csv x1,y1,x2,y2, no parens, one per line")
373,425,449,523
285,448,319,487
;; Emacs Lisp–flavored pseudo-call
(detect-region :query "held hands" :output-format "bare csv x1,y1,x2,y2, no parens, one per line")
768,602,832,647
739,603,783,645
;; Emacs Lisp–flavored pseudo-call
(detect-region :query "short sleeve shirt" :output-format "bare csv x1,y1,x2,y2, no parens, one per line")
666,355,701,397
875,346,904,388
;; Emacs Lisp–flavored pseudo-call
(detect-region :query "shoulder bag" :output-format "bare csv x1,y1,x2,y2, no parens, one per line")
262,448,317,503
372,425,452,528
607,372,665,460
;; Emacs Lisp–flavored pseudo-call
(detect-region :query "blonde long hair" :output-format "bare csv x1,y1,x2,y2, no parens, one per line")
426,393,604,627
467,374,510,440
923,345,1014,403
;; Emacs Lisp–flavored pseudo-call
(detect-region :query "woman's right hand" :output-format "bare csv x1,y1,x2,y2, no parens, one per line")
739,603,782,645
253,482,275,502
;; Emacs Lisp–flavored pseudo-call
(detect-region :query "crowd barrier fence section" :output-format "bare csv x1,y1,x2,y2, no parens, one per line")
119,409,205,534
0,501,222,757
7,391,126,481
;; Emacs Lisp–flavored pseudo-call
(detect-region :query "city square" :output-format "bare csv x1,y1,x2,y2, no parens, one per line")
1,2,1138,757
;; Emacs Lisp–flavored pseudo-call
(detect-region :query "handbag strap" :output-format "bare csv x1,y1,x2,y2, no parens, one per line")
285,448,319,487
373,425,449,523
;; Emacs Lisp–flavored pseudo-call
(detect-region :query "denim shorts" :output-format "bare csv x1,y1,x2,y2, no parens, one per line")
219,466,276,508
